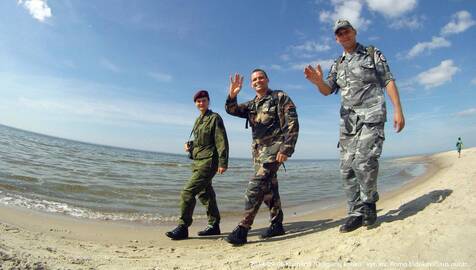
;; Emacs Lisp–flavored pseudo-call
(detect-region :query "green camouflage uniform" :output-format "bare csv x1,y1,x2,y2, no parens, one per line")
327,43,394,216
178,109,229,227
225,89,299,228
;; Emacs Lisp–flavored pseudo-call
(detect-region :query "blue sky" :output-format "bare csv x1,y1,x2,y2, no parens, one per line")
1,0,475,159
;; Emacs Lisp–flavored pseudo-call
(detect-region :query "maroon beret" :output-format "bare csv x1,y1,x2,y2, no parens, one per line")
193,90,209,102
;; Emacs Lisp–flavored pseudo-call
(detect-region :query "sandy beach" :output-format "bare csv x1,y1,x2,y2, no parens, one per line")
1,148,475,269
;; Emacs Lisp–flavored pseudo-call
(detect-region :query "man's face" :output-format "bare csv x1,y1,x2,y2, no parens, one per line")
335,27,357,49
195,97,209,112
251,71,269,94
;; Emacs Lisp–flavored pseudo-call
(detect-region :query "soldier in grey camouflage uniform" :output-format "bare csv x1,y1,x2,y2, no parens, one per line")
304,19,405,232
224,69,299,245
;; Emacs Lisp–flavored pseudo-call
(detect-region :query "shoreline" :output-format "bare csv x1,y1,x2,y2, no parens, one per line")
0,154,434,234
1,148,475,269
0,154,431,229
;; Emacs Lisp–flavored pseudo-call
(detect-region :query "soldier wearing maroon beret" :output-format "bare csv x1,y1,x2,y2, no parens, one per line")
166,90,229,240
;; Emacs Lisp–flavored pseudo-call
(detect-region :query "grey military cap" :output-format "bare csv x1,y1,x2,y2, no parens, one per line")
333,19,354,34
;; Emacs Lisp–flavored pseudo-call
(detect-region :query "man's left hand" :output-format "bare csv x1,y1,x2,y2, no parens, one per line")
394,110,405,133
276,152,288,163
217,167,227,174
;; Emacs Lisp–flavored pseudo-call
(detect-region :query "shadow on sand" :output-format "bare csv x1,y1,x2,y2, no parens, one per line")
372,189,453,228
245,189,453,244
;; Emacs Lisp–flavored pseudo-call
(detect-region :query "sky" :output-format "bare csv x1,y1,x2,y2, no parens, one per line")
0,0,475,159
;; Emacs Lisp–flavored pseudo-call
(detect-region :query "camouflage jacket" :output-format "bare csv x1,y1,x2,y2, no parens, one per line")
327,43,394,126
191,109,229,168
225,89,299,161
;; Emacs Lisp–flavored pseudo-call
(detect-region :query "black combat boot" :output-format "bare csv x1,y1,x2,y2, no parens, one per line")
197,224,221,236
339,215,363,233
165,224,188,240
260,223,285,239
225,225,249,245
363,203,377,226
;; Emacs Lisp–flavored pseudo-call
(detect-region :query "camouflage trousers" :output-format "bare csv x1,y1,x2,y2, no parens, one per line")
178,158,220,227
239,161,283,228
340,122,385,217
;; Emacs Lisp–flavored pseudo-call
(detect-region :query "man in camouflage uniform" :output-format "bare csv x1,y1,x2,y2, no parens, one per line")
224,69,299,245
304,20,405,232
166,90,229,240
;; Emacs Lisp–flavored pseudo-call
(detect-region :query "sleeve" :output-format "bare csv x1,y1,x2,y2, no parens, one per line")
373,47,395,87
214,114,229,168
326,60,340,94
225,96,250,118
278,93,299,157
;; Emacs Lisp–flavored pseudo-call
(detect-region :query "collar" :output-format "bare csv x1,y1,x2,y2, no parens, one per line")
355,43,367,54
254,89,272,101
341,43,366,61
200,109,213,117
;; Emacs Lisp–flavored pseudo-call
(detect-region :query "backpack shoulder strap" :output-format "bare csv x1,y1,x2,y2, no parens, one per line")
366,45,375,65
335,55,343,72
271,90,285,130
189,117,200,140
366,45,385,86
271,89,281,102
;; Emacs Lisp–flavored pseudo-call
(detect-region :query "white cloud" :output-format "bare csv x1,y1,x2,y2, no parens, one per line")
0,72,192,126
471,77,476,85
291,41,331,55
455,108,476,117
389,15,424,30
275,39,332,71
397,78,417,92
416,59,459,89
17,96,192,126
269,64,283,71
148,72,173,82
17,0,52,22
368,36,381,41
290,58,335,71
441,10,476,36
280,54,291,61
293,29,307,40
283,84,306,90
319,0,370,31
100,59,121,73
365,0,417,18
406,36,451,59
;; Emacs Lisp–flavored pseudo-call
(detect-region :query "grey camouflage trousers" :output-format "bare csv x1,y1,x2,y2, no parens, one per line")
339,122,385,217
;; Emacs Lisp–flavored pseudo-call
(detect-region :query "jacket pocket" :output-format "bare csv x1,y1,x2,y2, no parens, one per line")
360,58,377,84
336,69,346,88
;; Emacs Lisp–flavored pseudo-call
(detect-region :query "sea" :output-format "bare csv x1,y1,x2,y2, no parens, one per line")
0,124,427,224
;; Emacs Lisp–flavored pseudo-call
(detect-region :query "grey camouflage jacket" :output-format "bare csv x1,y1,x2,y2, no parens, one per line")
327,43,394,127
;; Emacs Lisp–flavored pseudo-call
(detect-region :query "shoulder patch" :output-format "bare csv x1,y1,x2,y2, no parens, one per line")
373,48,386,62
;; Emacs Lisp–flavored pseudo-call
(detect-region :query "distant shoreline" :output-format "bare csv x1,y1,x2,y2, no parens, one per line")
0,122,453,160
